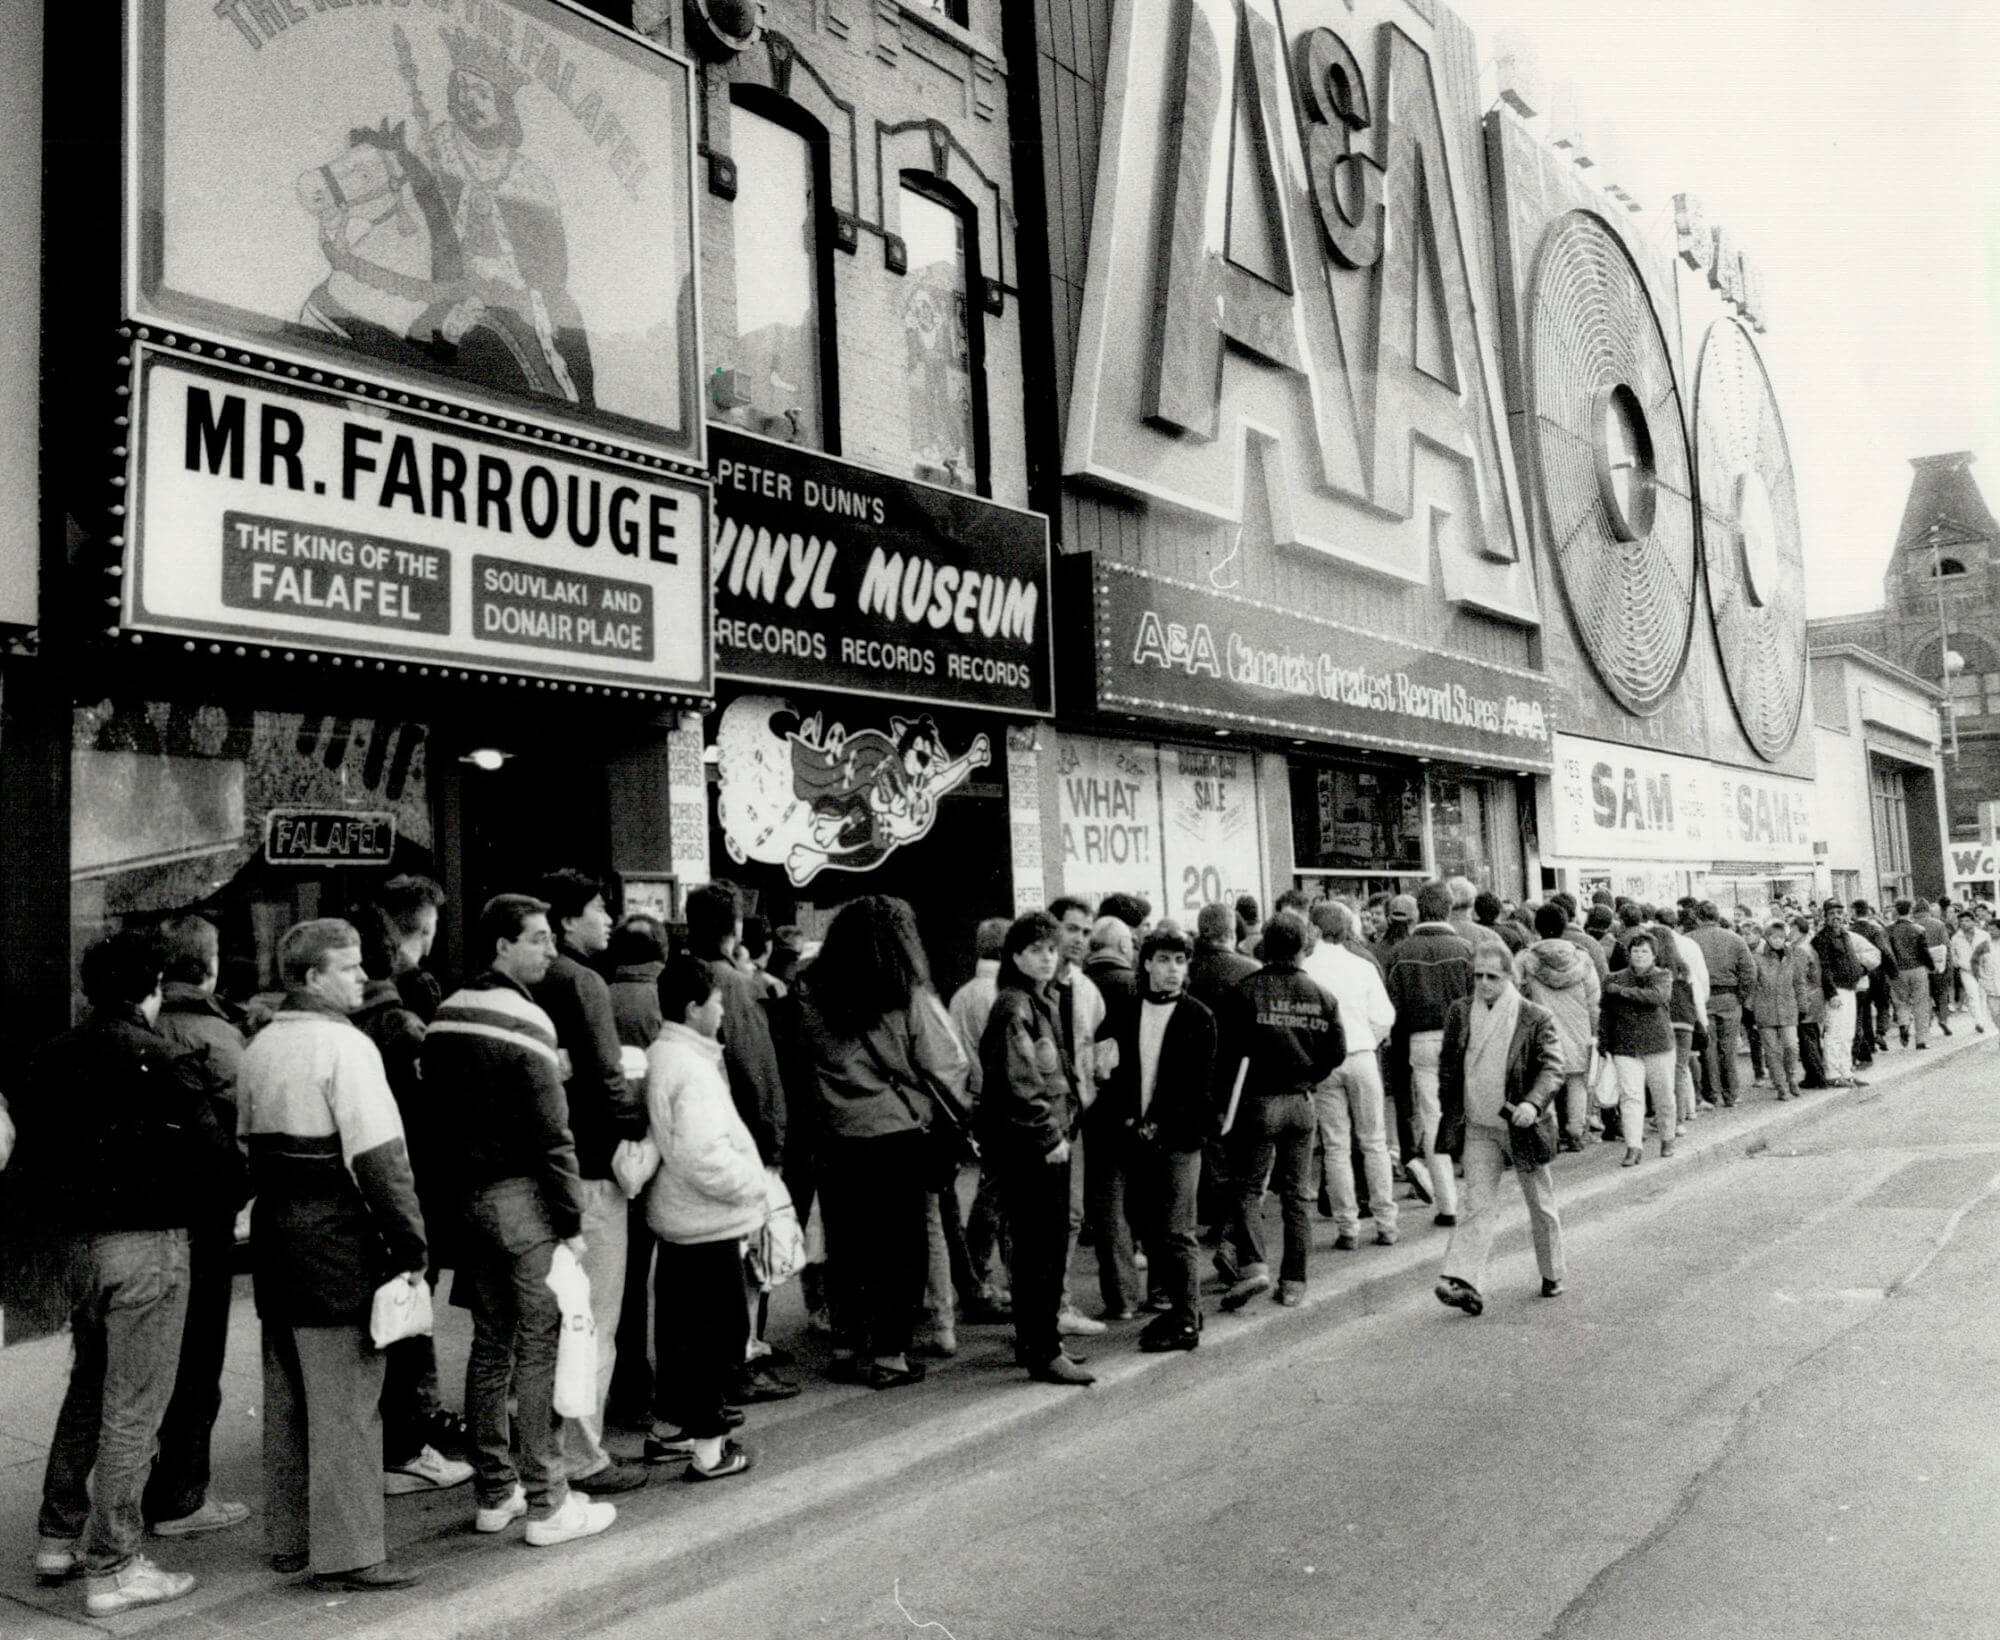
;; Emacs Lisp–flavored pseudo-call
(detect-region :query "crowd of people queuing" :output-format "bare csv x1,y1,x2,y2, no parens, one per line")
0,867,1991,1616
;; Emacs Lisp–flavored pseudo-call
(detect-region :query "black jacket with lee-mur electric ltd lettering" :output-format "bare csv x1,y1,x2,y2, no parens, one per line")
1218,961,1345,1098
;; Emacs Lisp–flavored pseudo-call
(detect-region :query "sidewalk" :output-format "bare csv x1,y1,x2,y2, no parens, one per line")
3,1025,1990,1640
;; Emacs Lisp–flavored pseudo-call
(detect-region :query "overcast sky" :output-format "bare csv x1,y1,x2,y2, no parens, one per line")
1451,0,2000,618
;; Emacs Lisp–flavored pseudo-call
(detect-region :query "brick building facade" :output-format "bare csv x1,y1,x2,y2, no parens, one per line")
1809,452,2000,839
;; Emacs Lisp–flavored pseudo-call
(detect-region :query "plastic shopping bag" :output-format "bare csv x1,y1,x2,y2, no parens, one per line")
368,1273,434,1349
1590,1047,1619,1110
611,1137,660,1200
545,1244,598,1419
747,1168,806,1293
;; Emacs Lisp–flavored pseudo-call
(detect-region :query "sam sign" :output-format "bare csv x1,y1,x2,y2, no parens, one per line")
265,808,397,866
125,350,710,695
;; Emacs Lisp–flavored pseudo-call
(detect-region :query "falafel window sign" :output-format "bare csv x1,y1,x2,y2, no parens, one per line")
125,0,702,462
124,347,710,696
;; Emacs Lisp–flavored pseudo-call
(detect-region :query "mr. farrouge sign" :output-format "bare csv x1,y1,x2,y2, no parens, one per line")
126,350,710,695
1095,563,1551,772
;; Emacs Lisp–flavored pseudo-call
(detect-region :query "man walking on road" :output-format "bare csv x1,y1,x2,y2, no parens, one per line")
1433,948,1566,1316
424,895,617,1549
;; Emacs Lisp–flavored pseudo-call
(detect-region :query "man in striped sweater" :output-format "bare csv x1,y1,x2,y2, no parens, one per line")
422,895,616,1550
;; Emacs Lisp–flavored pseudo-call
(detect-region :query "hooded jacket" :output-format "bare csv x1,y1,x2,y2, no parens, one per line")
1750,943,1816,1027
1515,938,1600,1073
607,960,665,1052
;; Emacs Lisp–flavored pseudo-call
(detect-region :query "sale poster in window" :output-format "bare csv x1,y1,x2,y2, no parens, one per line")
1160,747,1263,923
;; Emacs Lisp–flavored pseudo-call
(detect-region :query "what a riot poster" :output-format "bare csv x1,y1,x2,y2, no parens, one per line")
127,0,701,460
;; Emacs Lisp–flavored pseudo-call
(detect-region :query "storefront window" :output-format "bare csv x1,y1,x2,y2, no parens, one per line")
70,700,433,1008
1430,773,1525,895
728,102,828,449
900,181,981,493
1870,757,1913,906
1290,762,1423,881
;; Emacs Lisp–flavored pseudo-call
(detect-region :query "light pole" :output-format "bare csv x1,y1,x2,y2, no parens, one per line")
1929,521,1962,762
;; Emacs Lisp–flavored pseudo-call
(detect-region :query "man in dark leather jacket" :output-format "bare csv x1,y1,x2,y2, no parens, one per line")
22,930,244,1617
1092,923,1218,1352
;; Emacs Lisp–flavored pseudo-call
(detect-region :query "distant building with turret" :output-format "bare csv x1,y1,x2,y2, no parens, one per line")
1810,452,2000,840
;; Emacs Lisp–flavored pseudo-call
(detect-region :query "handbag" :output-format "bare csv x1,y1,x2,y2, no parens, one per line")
859,1013,980,1188
746,1167,806,1292
1501,1101,1558,1169
368,1273,434,1349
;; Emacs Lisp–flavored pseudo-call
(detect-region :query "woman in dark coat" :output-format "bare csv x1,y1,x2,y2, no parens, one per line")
979,912,1091,1385
799,897,968,1391
1600,930,1677,1166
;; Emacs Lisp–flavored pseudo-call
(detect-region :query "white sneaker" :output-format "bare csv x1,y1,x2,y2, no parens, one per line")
1404,1158,1435,1204
33,1537,79,1584
385,1445,475,1495
151,1496,250,1536
473,1484,528,1534
523,1491,617,1547
1056,1307,1106,1337
84,1554,196,1616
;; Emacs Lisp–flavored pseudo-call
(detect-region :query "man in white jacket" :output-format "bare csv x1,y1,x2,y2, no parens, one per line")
1304,902,1399,1248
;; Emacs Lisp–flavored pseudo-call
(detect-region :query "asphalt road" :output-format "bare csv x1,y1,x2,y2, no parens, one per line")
591,1053,2000,1640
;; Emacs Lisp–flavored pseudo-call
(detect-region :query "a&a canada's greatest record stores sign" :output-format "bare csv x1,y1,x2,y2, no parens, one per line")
124,349,711,696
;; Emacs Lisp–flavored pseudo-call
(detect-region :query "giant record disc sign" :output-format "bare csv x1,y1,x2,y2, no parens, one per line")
1695,318,1806,761
1525,211,1697,717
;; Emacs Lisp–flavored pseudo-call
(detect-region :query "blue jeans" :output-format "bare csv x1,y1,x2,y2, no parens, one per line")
39,1230,191,1573
1225,1092,1317,1285
1130,1144,1202,1325
462,1180,568,1519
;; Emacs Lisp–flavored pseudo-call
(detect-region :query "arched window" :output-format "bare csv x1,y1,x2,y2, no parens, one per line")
898,175,988,495
725,93,838,450
1934,558,1967,577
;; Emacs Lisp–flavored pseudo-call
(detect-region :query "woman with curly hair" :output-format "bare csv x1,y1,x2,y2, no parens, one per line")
798,897,968,1390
